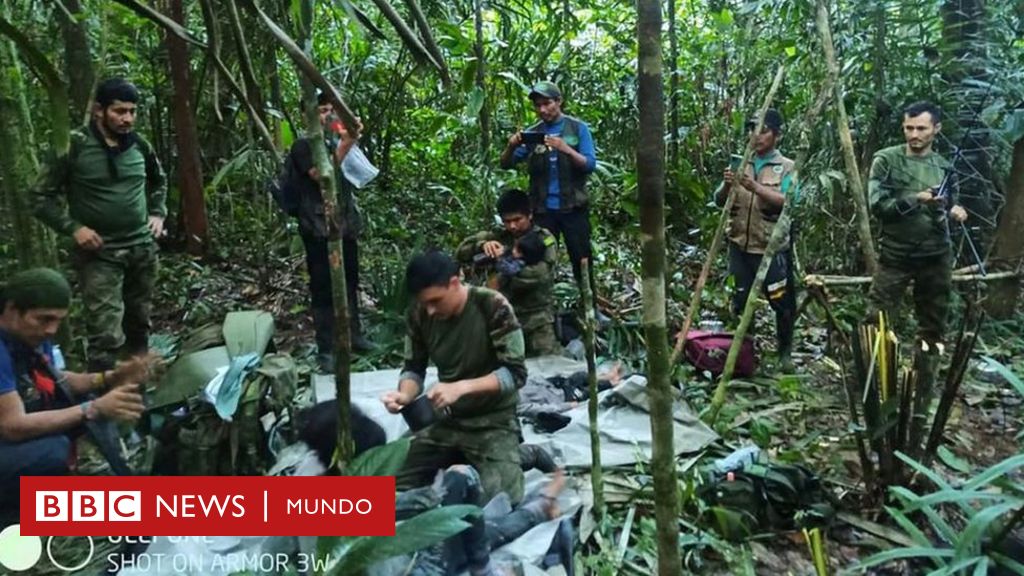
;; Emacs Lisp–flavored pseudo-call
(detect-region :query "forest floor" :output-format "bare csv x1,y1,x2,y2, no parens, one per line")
42,247,1024,575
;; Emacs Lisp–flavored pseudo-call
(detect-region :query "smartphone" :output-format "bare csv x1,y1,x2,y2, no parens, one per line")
521,131,546,145
729,154,744,171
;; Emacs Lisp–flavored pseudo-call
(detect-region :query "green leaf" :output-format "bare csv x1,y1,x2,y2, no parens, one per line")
466,86,485,118
963,453,1024,491
345,437,411,477
954,502,1018,560
980,356,1024,399
853,546,955,571
325,505,480,574
937,446,971,474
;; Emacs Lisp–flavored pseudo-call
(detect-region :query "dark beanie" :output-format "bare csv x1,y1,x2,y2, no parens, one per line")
0,268,72,311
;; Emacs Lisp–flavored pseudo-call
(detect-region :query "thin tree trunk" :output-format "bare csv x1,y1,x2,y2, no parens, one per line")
57,0,94,124
859,3,887,176
815,0,879,275
403,0,450,84
298,0,354,469
474,0,489,160
579,258,604,522
668,66,786,367
225,0,265,121
167,0,208,255
986,136,1024,317
0,38,45,267
667,0,679,168
197,0,223,122
637,0,679,572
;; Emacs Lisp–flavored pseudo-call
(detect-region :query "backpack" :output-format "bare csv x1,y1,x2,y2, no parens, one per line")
683,330,757,377
267,154,300,217
697,461,835,540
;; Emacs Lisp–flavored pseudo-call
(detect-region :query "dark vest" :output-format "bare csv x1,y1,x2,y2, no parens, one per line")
525,115,589,213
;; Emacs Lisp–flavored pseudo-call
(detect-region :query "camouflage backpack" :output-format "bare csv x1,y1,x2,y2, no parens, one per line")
697,461,835,540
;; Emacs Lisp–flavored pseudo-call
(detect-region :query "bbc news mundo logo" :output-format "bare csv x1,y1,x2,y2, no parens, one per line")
0,524,94,572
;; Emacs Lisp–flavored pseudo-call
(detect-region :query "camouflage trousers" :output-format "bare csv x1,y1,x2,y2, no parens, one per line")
521,311,561,358
866,251,951,344
397,417,524,505
73,242,158,371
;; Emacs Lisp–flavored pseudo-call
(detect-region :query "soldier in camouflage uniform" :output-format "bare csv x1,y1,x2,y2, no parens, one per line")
866,101,967,344
456,189,560,357
382,251,527,504
33,78,166,372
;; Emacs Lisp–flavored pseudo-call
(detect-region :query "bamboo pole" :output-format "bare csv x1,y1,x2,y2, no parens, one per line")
579,258,604,521
815,0,879,274
804,270,1014,286
668,64,787,368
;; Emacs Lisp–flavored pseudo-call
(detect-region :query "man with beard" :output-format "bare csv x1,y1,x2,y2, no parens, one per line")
714,108,799,372
866,101,967,345
34,78,166,372
456,189,560,357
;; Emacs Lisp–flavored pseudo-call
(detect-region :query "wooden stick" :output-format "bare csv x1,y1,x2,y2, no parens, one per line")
579,258,604,521
804,270,1017,286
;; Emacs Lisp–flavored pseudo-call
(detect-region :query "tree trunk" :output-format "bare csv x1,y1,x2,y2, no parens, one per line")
859,2,888,177
667,0,679,169
579,259,604,522
474,0,489,160
226,0,265,122
0,38,46,267
57,0,94,124
637,0,680,573
986,136,1024,317
815,0,879,275
941,0,994,268
298,0,354,469
167,0,209,255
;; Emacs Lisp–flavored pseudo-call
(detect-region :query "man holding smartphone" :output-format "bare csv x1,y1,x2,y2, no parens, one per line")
715,108,799,372
866,101,967,345
500,81,602,322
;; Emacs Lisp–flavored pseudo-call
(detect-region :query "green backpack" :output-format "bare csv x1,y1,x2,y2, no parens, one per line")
697,462,835,540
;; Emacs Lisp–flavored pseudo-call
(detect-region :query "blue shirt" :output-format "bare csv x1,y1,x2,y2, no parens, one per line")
511,116,597,210
0,331,54,397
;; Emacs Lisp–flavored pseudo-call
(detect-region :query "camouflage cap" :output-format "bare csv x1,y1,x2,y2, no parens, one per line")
529,81,562,101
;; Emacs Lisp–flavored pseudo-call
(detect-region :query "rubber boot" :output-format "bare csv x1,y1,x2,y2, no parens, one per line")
348,290,377,354
312,306,336,373
776,308,796,374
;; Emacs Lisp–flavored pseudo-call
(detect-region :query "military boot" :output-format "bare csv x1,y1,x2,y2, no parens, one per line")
776,309,796,374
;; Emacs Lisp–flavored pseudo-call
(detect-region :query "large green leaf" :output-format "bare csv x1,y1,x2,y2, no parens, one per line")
324,504,480,575
980,356,1024,400
953,502,1018,561
344,437,411,477
853,546,955,571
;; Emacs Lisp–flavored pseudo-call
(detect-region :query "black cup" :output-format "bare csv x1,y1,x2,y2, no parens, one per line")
401,394,438,432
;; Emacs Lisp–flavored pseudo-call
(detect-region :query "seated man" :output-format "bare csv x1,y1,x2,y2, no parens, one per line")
0,268,153,518
382,251,527,504
457,189,560,357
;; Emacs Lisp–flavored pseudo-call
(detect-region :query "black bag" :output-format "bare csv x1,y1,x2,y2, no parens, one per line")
697,462,835,539
267,154,300,216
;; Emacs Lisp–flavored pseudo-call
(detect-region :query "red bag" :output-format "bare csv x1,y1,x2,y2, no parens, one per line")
683,331,757,377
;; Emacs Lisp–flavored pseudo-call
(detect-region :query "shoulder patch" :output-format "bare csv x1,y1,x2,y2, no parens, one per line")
543,235,555,246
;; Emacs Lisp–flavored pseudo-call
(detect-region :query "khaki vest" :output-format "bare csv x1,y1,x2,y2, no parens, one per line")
727,152,796,254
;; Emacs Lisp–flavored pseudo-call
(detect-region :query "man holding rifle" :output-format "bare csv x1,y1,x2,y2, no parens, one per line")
866,100,967,345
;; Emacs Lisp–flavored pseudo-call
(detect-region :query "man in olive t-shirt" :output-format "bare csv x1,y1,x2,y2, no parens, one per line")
382,251,527,504
33,78,166,371
866,100,967,344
